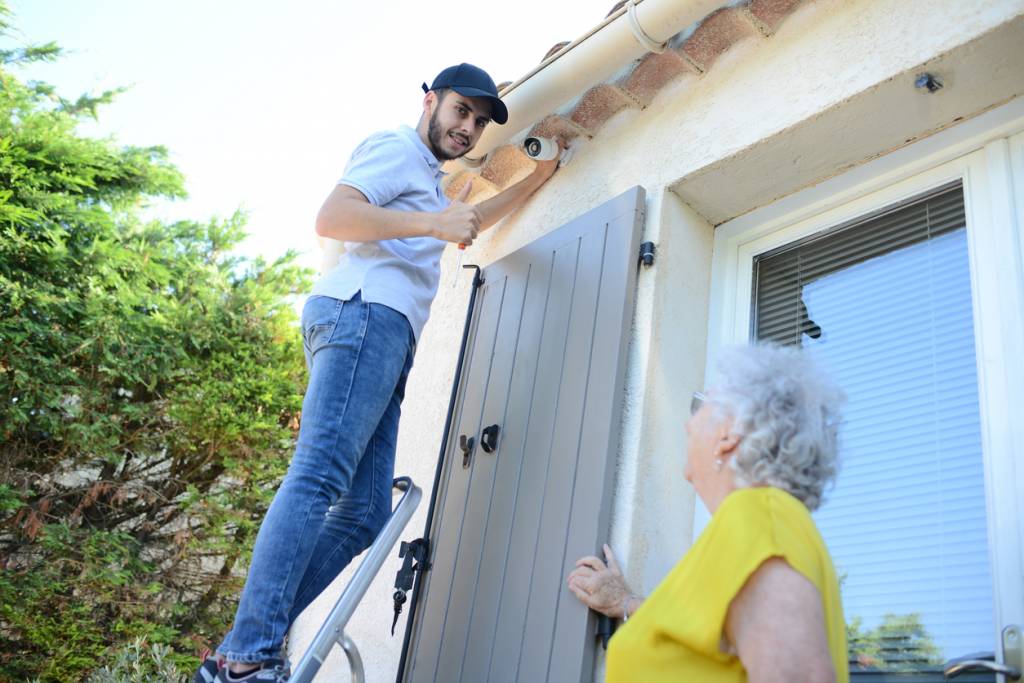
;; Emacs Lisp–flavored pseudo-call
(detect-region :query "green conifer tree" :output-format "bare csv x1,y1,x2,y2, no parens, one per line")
0,4,311,679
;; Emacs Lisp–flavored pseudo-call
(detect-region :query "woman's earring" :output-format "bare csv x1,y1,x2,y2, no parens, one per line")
714,457,724,472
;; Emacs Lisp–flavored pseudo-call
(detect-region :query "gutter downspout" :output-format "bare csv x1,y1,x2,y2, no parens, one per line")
465,0,726,164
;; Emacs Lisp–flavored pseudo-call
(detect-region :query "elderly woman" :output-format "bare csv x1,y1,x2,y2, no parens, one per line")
568,344,848,683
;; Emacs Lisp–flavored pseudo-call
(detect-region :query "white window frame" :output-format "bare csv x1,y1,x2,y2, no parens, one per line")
703,96,1024,646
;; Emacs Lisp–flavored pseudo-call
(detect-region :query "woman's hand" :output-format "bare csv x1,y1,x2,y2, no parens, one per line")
567,544,641,619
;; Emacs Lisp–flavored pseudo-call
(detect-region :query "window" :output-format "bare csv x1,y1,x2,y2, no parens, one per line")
752,184,993,677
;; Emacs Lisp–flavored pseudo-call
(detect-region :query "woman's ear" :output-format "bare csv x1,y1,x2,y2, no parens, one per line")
715,422,741,460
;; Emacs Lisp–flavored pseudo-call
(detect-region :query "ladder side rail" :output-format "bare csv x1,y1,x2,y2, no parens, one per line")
290,477,422,683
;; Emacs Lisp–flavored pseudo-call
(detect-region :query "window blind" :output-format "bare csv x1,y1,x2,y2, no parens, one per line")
752,183,994,678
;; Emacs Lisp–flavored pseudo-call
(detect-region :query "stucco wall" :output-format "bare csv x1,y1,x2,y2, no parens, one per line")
288,0,1024,680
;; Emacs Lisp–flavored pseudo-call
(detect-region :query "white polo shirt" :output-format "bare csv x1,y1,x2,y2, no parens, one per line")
311,125,449,342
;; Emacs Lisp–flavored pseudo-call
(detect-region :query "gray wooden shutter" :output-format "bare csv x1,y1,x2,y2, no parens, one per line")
405,186,645,683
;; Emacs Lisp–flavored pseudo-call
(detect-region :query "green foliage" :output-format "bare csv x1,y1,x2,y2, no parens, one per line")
848,613,945,672
0,4,312,680
84,637,185,683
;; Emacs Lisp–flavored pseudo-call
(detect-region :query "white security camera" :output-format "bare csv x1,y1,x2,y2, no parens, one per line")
523,136,560,161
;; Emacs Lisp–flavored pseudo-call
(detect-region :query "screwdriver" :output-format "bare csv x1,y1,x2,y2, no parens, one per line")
451,242,466,288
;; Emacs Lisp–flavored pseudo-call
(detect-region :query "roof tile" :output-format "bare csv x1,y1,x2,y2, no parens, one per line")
747,0,805,35
570,84,641,133
529,114,591,141
681,6,760,72
623,49,697,104
479,144,535,188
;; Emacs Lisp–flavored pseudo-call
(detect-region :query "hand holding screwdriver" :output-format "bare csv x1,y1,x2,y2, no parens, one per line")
441,180,478,287
434,180,480,248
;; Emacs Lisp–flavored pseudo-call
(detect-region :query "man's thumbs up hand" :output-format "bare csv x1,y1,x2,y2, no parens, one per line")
435,181,481,246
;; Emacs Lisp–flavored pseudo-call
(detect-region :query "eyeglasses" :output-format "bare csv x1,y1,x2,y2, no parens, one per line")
690,391,708,416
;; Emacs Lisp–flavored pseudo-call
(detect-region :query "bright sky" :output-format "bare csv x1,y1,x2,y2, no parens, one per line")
6,0,604,271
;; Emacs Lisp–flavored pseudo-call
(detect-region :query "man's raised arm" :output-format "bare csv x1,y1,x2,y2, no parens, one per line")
316,139,563,246
315,181,481,246
476,139,563,229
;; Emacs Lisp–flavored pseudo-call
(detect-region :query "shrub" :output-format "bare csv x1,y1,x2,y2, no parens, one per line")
0,4,311,680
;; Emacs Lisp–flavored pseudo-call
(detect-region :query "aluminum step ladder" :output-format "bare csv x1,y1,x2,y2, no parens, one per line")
290,477,421,683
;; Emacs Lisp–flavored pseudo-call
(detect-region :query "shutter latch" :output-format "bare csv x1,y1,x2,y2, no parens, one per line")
459,434,476,469
392,538,430,635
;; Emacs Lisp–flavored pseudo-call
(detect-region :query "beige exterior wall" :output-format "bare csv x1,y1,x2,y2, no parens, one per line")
289,0,1024,679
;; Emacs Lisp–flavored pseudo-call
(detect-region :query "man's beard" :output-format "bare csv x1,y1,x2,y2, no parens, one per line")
427,108,471,161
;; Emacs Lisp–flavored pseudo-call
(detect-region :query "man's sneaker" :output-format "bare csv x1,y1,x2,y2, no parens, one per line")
192,654,222,683
214,658,290,682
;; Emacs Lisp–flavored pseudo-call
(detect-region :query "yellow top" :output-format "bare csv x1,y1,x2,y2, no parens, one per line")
606,487,848,683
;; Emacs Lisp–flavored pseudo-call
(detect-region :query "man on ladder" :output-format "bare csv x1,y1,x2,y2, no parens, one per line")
193,63,562,683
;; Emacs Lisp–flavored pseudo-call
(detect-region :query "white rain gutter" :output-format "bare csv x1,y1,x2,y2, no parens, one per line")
464,0,727,164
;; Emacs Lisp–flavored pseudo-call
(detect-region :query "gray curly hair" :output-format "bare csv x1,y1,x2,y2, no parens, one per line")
710,344,845,511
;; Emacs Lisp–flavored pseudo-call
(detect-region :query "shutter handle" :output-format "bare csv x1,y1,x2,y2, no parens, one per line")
944,626,1022,680
460,434,475,469
480,424,500,454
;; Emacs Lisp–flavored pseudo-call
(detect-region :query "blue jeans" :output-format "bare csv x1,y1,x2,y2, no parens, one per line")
218,292,415,664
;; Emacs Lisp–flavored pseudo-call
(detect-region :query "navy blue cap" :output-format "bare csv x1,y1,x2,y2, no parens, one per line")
422,63,508,125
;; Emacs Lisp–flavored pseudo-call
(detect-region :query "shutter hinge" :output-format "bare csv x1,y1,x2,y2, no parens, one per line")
639,241,656,267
